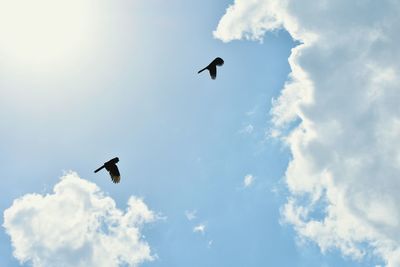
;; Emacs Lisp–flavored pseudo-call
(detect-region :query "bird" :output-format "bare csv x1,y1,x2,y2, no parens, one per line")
198,57,224,80
94,157,121,183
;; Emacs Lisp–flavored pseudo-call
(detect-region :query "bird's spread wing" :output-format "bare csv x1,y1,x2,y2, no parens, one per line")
108,164,121,183
209,66,217,79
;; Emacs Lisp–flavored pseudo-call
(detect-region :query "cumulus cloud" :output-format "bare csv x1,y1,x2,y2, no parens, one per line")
216,1,400,266
243,174,255,188
3,172,157,267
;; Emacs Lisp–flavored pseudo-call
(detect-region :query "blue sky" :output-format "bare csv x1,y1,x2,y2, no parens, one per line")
1,1,398,266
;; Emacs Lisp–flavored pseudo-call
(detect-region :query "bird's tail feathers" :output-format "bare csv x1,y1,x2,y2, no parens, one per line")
94,165,105,173
198,67,207,74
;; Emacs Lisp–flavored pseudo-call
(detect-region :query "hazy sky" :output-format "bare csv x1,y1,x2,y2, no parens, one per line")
1,1,399,267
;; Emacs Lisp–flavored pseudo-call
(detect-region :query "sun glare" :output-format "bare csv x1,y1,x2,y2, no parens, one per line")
0,0,95,71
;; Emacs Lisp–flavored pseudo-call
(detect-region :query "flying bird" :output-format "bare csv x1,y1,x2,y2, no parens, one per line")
198,57,224,80
94,157,121,183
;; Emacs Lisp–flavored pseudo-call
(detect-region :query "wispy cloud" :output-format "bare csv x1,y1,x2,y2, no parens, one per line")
3,172,157,267
193,223,206,235
246,106,258,116
185,210,197,221
239,124,254,134
187,212,211,244
243,174,255,188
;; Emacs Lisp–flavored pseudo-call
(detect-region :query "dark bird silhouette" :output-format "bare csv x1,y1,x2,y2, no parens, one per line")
198,57,224,80
94,157,121,183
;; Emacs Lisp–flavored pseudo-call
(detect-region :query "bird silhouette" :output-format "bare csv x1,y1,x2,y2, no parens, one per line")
198,57,224,80
94,157,121,183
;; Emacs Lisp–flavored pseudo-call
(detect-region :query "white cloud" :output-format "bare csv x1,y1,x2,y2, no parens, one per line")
243,174,255,188
3,172,157,267
216,1,400,266
193,223,206,235
185,210,197,221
